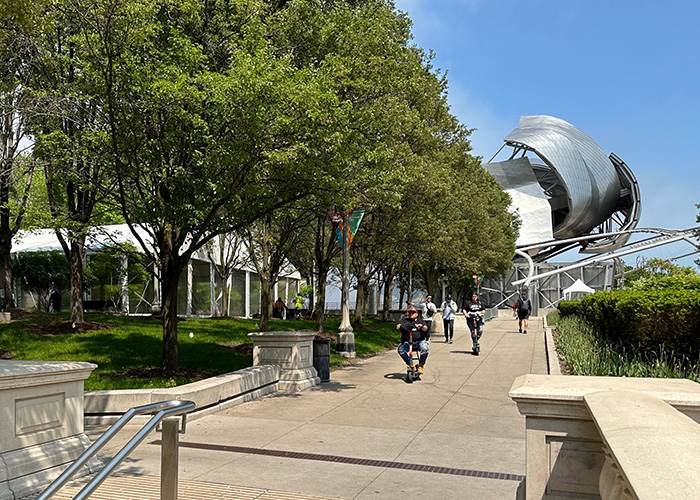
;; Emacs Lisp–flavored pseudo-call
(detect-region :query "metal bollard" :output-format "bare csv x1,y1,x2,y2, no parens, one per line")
160,418,181,500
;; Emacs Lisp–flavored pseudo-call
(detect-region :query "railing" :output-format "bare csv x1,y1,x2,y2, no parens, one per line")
483,306,499,321
38,399,196,500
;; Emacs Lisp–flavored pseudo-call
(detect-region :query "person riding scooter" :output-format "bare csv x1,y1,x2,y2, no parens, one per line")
397,306,430,374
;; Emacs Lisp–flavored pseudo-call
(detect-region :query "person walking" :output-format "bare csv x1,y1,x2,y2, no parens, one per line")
421,295,437,337
274,297,286,319
440,295,458,343
396,306,430,374
294,294,303,319
513,291,532,333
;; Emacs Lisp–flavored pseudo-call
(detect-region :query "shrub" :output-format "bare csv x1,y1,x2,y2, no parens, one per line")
559,288,700,364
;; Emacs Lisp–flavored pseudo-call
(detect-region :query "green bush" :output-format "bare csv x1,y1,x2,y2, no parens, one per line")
559,288,700,363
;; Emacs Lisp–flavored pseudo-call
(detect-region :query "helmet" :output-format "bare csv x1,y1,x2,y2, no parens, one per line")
406,306,417,313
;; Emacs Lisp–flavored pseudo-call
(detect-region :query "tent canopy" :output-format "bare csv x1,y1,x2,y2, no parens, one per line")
563,278,595,300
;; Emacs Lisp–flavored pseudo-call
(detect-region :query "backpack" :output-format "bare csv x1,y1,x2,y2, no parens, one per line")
518,298,530,312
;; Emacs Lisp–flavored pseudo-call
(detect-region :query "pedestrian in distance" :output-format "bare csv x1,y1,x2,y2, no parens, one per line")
513,290,532,333
396,306,429,375
273,297,286,319
440,295,458,343
421,295,437,336
294,294,303,319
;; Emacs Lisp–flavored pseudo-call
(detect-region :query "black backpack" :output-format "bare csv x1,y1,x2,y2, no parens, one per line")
518,298,530,312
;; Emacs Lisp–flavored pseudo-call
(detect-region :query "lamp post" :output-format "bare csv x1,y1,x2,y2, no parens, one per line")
337,212,355,358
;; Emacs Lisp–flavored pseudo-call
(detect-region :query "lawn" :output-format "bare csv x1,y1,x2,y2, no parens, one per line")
0,310,400,390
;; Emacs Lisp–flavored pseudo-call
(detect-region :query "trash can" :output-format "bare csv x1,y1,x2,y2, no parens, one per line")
313,337,331,383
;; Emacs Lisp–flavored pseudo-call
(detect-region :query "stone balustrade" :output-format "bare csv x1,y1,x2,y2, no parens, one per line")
509,374,700,500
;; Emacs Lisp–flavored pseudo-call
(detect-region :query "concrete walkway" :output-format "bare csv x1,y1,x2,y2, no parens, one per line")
74,316,546,500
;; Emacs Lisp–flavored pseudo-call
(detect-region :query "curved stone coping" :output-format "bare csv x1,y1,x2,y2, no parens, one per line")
586,390,700,500
510,374,700,423
510,374,700,405
84,365,280,422
0,360,97,389
248,330,317,340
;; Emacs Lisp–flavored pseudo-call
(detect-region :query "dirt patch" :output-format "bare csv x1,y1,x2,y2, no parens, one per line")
5,308,36,320
112,366,219,380
29,321,115,336
0,349,13,359
217,342,254,355
314,331,338,341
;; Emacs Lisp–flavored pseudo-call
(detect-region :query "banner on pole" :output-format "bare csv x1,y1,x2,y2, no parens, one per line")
328,210,365,249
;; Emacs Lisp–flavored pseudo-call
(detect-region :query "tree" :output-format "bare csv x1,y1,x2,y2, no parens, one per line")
0,3,44,308
59,0,345,371
84,243,148,309
205,232,249,318
245,208,314,331
21,0,122,324
12,250,70,311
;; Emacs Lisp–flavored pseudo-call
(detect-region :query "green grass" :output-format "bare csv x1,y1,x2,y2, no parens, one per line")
0,311,399,391
550,313,700,382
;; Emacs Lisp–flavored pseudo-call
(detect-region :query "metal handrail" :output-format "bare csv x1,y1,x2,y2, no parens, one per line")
38,399,196,500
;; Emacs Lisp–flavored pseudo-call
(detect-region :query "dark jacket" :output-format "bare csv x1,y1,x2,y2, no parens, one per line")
398,317,428,343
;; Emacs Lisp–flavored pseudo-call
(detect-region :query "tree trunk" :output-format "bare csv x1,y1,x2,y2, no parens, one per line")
314,263,329,332
160,252,185,373
0,238,14,309
352,266,367,327
220,274,230,317
381,274,394,321
69,239,85,324
259,275,273,332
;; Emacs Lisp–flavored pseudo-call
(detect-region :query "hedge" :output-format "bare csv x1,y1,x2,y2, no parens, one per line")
559,289,700,363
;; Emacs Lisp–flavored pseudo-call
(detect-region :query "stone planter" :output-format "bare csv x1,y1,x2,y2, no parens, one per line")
248,331,320,392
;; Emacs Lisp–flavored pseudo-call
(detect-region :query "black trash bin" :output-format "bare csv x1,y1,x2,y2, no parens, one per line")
313,337,331,383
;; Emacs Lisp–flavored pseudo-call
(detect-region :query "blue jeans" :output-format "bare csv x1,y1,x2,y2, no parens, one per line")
398,340,429,366
467,317,484,342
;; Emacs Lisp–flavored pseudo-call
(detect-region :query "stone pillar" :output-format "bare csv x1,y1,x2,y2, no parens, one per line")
248,331,320,392
0,361,100,500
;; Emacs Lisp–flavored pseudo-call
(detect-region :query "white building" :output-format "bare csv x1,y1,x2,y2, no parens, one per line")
11,225,302,318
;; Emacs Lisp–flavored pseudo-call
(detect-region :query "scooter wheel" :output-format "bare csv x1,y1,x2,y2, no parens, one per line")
406,370,414,383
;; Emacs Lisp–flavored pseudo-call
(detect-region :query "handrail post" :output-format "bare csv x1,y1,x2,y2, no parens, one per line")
160,418,180,500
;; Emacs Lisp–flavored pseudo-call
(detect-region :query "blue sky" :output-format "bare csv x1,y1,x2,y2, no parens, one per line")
394,0,700,267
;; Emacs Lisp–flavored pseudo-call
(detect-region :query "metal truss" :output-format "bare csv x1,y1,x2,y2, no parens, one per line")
513,227,700,287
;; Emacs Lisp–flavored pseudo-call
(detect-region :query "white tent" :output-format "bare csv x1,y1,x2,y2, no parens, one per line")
562,279,595,301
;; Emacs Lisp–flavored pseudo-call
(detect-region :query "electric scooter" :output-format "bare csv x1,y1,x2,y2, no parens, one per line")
405,328,421,383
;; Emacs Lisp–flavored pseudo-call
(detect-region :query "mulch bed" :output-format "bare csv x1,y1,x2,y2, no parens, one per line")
217,342,255,355
28,321,115,336
112,366,219,380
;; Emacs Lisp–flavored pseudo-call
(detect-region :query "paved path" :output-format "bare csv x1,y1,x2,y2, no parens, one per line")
76,316,546,500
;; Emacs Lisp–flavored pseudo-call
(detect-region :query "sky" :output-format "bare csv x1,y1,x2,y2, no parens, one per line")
393,0,700,268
